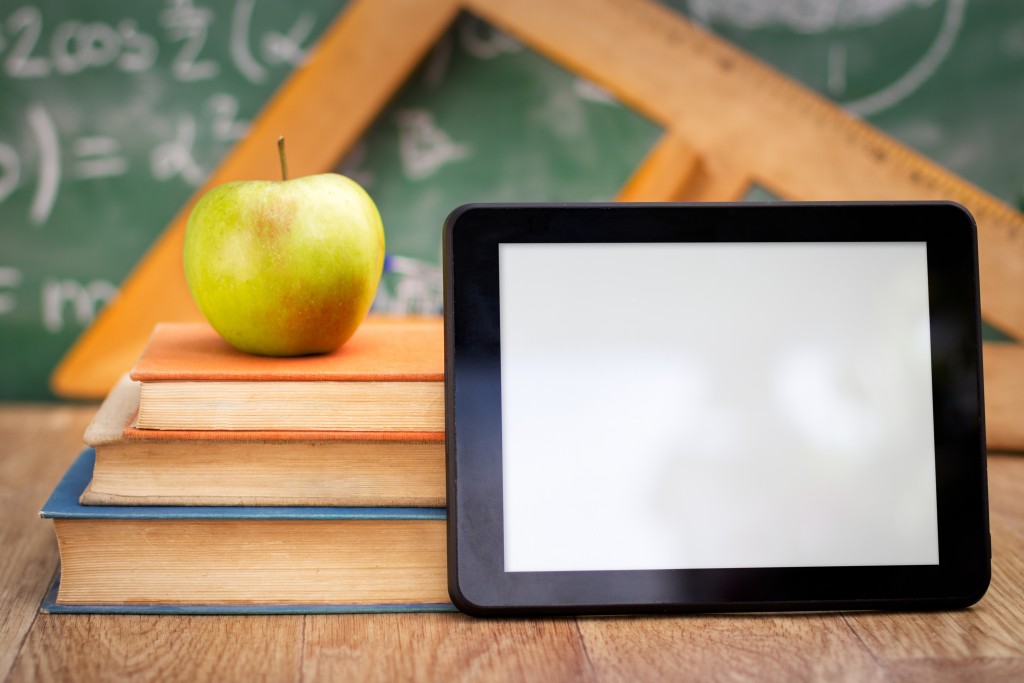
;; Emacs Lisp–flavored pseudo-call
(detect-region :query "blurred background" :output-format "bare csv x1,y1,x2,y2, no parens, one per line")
1,0,1022,400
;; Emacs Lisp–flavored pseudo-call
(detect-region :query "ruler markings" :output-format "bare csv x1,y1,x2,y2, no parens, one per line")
486,0,1024,336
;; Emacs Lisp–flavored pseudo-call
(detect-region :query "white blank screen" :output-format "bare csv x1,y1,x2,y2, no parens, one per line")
499,243,939,572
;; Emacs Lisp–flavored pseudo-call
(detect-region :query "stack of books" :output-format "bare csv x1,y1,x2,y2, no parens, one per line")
40,317,452,613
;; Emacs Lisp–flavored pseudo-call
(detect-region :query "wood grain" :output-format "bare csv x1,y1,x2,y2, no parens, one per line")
0,405,94,682
2,405,1023,681
7,615,303,683
301,614,589,682
616,133,701,202
577,613,887,682
989,455,1024,535
983,346,1024,452
842,515,1024,677
883,657,1024,683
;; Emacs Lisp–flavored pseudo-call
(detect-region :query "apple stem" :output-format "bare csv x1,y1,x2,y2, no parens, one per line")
278,136,289,181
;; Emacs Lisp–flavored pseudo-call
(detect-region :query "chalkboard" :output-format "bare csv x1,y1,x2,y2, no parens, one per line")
337,13,661,315
0,0,351,399
2,0,1023,399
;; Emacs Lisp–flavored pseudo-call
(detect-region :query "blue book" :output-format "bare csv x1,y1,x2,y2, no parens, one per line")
40,449,454,614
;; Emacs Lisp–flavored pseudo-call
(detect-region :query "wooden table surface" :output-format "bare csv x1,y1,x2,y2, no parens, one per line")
2,404,1023,683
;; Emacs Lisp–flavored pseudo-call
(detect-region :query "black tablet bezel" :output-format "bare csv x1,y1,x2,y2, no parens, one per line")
444,202,989,616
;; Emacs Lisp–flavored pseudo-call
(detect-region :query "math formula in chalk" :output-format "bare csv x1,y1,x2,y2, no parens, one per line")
0,1,315,83
0,94,249,226
0,0,324,227
0,0,346,402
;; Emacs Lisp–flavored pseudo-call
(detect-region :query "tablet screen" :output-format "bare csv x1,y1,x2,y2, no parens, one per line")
445,202,988,615
499,242,939,572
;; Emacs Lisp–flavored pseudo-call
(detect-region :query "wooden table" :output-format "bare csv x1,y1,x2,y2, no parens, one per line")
2,404,1022,682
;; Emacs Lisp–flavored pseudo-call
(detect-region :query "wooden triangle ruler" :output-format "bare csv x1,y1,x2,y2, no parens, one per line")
52,0,1024,448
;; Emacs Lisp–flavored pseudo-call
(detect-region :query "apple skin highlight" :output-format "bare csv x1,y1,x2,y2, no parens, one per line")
183,173,385,356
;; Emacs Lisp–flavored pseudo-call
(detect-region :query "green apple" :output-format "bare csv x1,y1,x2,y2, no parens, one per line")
183,155,385,356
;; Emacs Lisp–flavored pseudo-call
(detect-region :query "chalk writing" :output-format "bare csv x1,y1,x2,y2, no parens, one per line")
160,0,219,82
261,10,316,67
396,109,472,181
26,103,59,225
0,1,341,398
151,115,205,186
51,21,121,75
230,0,265,83
373,256,443,316
1,0,1010,404
1,1,319,83
688,0,940,33
0,143,19,204
117,20,159,72
0,90,265,227
827,43,847,95
686,0,964,116
0,0,326,233
1,105,95,226
0,267,22,316
228,0,321,82
844,0,964,116
207,93,250,142
3,6,159,78
41,278,118,333
419,15,520,89
4,6,50,78
574,79,619,105
72,137,129,180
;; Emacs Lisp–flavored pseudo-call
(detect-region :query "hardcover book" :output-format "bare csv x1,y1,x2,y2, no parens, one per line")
82,376,445,507
41,450,451,612
129,317,444,431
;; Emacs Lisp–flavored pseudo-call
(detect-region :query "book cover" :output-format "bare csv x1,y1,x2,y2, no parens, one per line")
82,377,445,507
131,317,444,382
129,317,444,431
41,450,453,613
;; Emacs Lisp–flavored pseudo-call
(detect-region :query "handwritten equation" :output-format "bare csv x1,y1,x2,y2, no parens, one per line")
0,1,315,83
0,266,118,336
0,0,332,349
0,5,509,342
0,0,321,227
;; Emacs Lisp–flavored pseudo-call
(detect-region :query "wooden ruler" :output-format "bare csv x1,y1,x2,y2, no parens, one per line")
466,0,1024,451
468,0,1024,341
52,0,1024,450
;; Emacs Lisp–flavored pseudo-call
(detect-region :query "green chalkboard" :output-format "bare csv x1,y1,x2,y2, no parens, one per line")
333,0,1024,323
2,0,1023,399
336,14,662,315
0,0,352,399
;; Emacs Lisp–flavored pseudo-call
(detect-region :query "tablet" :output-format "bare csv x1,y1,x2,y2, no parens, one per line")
443,202,990,616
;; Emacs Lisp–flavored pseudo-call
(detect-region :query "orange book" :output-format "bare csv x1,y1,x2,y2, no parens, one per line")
82,376,444,507
130,317,444,432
